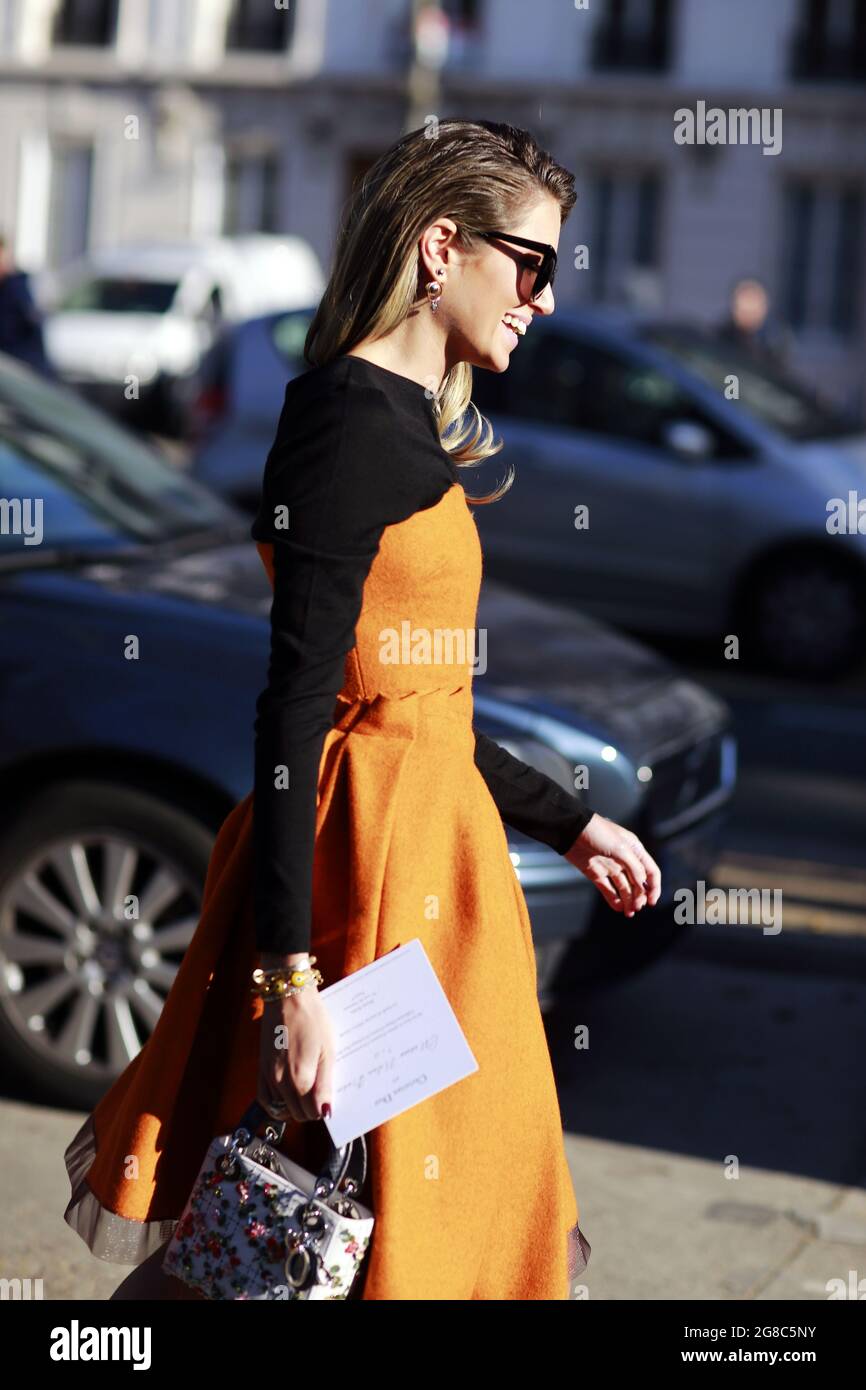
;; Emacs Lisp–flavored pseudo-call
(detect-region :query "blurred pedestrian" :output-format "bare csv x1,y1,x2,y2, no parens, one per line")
0,234,53,376
717,275,793,370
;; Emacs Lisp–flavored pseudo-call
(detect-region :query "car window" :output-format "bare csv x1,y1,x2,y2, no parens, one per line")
643,327,858,441
57,278,178,314
0,357,234,549
0,442,121,549
474,329,743,456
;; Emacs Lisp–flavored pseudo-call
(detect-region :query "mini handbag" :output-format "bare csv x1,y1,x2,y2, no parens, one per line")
162,1099,374,1300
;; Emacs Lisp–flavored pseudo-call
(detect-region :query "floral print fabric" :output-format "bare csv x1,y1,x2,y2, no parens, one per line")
162,1135,373,1300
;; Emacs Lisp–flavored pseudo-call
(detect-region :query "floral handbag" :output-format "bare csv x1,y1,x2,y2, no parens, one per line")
162,1099,374,1300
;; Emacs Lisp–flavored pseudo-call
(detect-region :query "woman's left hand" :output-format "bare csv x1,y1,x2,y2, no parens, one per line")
563,813,661,917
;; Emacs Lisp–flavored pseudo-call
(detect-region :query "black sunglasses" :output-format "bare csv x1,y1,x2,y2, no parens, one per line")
478,230,558,302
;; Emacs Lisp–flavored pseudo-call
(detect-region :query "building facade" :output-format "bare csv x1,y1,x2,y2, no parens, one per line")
0,0,863,414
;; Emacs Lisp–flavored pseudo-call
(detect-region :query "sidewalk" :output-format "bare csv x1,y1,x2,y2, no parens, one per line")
565,1129,866,1301
1,1095,863,1300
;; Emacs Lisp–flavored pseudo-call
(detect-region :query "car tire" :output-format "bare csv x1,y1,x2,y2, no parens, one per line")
0,781,214,1111
742,553,866,679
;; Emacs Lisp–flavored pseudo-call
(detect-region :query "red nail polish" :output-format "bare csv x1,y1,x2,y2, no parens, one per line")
321,1103,331,1119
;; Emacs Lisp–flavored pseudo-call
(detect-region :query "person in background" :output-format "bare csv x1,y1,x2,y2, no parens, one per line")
717,275,793,370
0,234,54,376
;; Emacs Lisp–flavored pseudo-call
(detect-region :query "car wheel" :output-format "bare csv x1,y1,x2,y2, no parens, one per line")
0,782,213,1110
745,554,866,679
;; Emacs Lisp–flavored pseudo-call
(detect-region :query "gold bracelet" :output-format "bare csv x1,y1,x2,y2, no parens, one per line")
252,967,321,987
251,963,324,1001
252,955,317,986
254,979,323,1002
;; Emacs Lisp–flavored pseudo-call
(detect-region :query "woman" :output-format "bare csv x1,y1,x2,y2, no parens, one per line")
63,118,660,1301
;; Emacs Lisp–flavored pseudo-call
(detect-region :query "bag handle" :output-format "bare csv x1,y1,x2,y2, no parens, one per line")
233,1099,368,1202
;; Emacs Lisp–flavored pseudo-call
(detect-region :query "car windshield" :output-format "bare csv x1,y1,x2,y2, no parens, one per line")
56,277,178,314
642,326,858,442
0,354,236,554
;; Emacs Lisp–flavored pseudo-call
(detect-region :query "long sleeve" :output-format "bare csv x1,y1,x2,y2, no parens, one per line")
249,366,456,956
250,382,385,956
473,730,594,854
251,536,377,958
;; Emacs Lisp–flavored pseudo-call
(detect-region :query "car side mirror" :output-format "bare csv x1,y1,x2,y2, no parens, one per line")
662,419,715,460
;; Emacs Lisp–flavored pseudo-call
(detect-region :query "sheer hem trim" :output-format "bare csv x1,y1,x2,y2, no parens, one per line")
63,1112,178,1266
567,1220,591,1296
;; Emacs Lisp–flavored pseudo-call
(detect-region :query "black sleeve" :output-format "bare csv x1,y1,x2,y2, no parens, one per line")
473,730,595,854
249,375,454,956
250,381,384,956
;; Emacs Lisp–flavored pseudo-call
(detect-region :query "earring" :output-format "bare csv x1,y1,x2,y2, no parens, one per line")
426,268,444,312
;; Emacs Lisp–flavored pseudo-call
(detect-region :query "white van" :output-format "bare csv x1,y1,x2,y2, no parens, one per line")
38,235,324,434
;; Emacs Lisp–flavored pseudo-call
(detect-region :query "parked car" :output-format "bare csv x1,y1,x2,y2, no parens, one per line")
193,306,866,678
470,310,866,679
38,237,323,437
0,352,735,1107
190,306,316,510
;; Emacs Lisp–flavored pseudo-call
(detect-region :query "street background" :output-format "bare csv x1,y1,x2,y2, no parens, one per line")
0,0,864,1303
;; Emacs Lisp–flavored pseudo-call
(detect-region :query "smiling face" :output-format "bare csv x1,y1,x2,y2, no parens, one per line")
427,194,562,374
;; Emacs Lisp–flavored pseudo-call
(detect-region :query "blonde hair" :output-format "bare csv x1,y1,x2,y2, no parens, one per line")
304,119,576,504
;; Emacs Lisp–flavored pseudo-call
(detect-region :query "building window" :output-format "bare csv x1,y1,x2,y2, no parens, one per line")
47,141,93,266
52,0,118,46
790,0,866,82
586,170,662,302
225,0,295,53
223,151,280,233
781,180,863,336
591,0,672,73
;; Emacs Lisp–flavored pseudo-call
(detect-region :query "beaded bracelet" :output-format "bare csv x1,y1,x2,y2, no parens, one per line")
251,960,324,1001
253,953,317,983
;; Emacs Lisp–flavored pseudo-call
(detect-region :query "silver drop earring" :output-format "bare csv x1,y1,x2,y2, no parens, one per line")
426,267,445,312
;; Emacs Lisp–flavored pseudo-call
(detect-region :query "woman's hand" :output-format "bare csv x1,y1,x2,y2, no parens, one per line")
564,813,661,917
257,985,336,1124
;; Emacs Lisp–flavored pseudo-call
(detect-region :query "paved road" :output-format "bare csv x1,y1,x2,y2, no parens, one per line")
558,651,866,1300
552,920,866,1300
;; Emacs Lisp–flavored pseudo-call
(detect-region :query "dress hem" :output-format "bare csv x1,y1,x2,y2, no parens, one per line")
63,1113,178,1266
64,1110,592,1294
566,1220,592,1294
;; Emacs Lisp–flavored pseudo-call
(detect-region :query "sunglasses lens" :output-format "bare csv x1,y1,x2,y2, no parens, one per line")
531,256,554,301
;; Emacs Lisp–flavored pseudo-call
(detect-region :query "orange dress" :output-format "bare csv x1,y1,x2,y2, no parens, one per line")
63,356,591,1299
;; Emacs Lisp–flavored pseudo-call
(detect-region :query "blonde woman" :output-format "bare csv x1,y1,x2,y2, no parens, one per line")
63,119,660,1301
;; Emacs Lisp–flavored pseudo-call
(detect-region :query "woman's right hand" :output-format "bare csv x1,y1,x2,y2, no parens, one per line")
257,985,335,1124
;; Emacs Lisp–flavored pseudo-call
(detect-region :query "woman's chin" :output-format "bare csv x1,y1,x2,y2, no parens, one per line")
470,344,511,374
